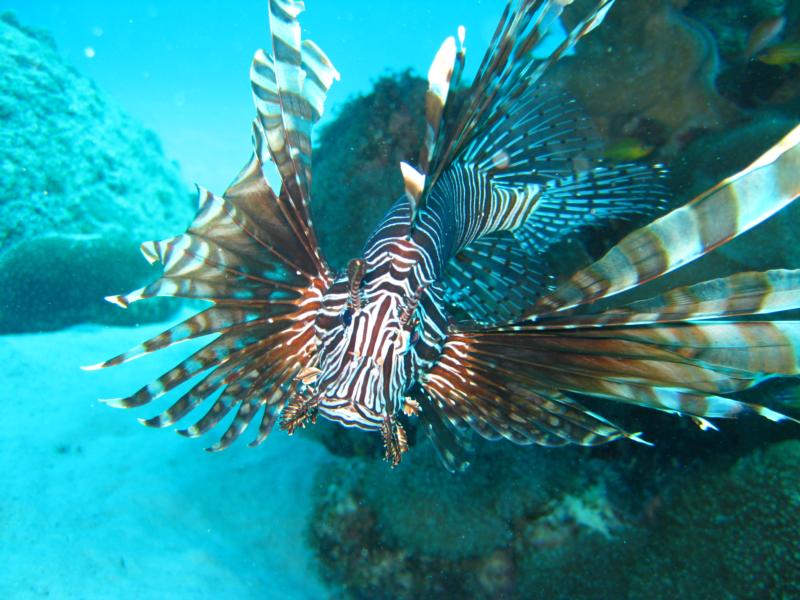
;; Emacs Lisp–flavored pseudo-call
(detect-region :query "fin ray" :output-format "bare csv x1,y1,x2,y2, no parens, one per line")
536,124,800,314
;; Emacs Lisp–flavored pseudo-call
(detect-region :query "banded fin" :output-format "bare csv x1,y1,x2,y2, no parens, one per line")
406,28,466,220
461,86,601,187
412,1,668,284
436,161,668,323
83,306,265,370
419,34,458,175
516,164,669,248
425,321,798,441
400,161,425,219
570,381,791,423
422,341,633,447
299,39,340,121
249,0,339,264
93,118,331,450
105,156,327,307
535,124,800,314
470,322,800,391
528,269,800,329
576,321,800,380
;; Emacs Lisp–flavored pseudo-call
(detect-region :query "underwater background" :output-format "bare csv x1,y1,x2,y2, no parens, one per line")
2,0,800,598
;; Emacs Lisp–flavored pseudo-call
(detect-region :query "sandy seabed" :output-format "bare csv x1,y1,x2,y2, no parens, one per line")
1,312,328,599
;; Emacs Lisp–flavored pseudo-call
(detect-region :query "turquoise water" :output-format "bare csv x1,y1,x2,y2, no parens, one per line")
2,1,800,598
4,0,506,191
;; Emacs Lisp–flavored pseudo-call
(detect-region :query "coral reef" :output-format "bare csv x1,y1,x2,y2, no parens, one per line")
0,12,194,332
622,439,800,599
311,71,427,269
553,0,741,158
309,437,800,599
309,442,627,600
686,0,786,60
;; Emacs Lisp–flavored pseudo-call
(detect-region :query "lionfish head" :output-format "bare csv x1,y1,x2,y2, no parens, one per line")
281,258,420,465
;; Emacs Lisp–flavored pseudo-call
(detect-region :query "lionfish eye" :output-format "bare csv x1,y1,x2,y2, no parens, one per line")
341,307,353,326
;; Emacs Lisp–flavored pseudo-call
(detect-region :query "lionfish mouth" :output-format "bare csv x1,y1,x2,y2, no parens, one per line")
317,396,384,431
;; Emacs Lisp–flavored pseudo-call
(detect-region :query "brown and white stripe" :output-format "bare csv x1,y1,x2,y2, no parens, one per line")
525,269,800,329
535,124,800,314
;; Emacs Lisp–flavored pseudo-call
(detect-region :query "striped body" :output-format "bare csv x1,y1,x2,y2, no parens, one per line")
311,165,550,432
312,199,446,431
88,0,800,470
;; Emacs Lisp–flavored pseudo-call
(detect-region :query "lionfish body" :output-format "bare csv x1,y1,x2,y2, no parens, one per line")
89,0,800,470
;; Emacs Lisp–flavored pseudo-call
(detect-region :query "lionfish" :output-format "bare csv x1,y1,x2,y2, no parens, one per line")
87,0,800,471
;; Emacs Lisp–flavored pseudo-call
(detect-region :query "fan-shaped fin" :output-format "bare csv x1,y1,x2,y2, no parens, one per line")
464,325,800,393
535,124,800,314
423,321,798,444
248,0,338,272
442,232,551,323
460,85,602,186
579,321,800,379
83,306,265,371
527,269,800,329
515,163,669,250
416,389,474,472
94,2,336,455
421,0,615,213
436,162,669,324
422,329,639,446
568,381,791,423
249,0,339,210
411,3,667,285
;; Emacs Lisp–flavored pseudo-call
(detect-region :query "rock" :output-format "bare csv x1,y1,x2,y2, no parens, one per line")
553,0,740,158
0,13,194,332
309,441,630,599
309,436,800,599
311,71,427,270
0,234,179,331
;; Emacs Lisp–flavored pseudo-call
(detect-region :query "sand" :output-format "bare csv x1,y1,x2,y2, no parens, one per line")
1,313,329,598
